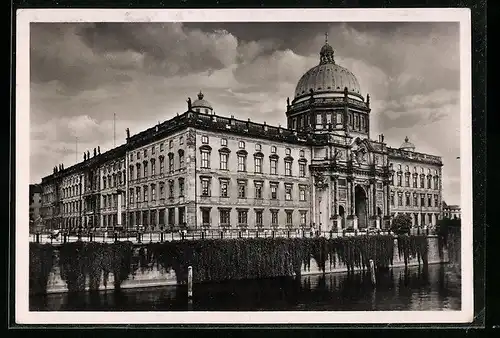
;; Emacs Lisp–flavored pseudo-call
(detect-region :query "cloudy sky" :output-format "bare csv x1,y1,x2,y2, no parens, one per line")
29,21,461,204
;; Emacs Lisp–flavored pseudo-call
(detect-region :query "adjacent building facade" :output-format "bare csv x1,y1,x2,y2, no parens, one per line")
442,201,461,220
37,38,444,232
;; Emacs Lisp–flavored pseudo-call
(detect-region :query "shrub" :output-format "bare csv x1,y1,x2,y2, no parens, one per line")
390,214,412,235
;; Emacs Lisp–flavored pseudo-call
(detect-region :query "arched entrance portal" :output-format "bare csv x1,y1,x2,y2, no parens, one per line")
338,205,345,229
355,185,368,229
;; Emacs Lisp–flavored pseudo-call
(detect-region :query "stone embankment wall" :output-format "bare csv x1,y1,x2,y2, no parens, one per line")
34,236,448,295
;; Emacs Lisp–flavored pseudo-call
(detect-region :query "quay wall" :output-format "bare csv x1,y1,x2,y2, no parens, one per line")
32,236,449,295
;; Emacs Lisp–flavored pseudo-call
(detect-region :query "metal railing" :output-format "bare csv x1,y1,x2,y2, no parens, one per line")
29,226,436,245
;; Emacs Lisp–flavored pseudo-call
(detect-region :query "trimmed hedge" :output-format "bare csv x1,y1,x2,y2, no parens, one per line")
29,235,429,295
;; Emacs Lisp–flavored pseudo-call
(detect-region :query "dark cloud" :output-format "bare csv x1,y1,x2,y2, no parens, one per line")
29,21,462,205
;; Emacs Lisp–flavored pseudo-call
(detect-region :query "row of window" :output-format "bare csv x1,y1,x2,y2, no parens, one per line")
392,173,439,190
391,193,439,208
128,207,186,226
202,208,308,227
61,184,81,199
129,179,185,204
200,178,308,201
102,170,126,189
102,193,125,209
201,151,306,176
201,136,306,157
102,159,125,174
289,112,368,133
131,137,184,162
394,164,439,175
129,151,185,180
62,200,82,214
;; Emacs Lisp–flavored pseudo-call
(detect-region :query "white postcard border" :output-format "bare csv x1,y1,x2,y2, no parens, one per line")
15,8,473,325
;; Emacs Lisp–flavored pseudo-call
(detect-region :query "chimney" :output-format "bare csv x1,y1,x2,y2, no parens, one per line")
87,150,90,159
93,148,97,157
98,146,101,155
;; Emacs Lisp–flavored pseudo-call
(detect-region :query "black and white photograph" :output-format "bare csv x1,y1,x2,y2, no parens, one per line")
16,8,473,324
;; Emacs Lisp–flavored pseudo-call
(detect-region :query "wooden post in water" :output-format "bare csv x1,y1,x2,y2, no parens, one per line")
369,259,376,285
187,266,193,298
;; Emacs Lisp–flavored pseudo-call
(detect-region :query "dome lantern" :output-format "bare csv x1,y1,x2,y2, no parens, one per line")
191,90,213,114
400,136,416,151
319,32,335,65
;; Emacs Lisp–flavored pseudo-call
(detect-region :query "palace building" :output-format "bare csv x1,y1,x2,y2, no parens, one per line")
38,37,443,232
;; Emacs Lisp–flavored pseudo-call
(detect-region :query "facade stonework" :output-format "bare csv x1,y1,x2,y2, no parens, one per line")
38,39,443,232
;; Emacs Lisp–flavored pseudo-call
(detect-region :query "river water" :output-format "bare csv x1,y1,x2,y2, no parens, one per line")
30,264,461,311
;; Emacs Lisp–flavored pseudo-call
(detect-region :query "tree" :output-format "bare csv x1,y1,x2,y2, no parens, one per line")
390,214,412,235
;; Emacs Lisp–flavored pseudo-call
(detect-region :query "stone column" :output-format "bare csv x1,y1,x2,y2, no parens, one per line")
117,192,122,228
346,177,358,229
311,182,316,227
327,176,332,229
331,175,342,231
383,180,391,229
370,179,380,228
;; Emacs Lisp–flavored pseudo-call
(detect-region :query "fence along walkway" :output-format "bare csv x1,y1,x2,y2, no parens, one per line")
29,227,434,245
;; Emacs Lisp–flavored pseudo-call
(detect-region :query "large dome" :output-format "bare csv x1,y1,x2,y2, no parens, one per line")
294,38,362,100
192,91,213,110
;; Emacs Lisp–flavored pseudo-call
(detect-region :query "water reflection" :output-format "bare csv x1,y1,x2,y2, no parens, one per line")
30,264,461,311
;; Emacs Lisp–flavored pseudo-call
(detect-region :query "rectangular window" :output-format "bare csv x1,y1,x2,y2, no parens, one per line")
169,140,173,149
238,182,246,199
238,155,246,172
413,194,418,206
160,143,164,152
179,151,185,168
405,174,410,187
285,161,292,176
169,156,174,173
420,195,425,207
427,176,432,189
285,185,292,201
201,151,210,169
326,113,332,124
201,178,210,196
398,194,402,206
143,186,149,202
201,208,210,225
151,184,156,201
254,157,262,173
219,209,230,226
397,174,402,186
202,135,209,144
316,113,322,125
434,177,439,190
255,210,263,227
271,184,278,200
168,208,175,226
434,195,439,207
169,180,174,198
221,138,227,146
144,163,148,177
427,194,432,207
151,160,156,176
271,210,278,226
299,163,306,177
286,211,293,226
299,186,306,201
270,159,277,175
159,157,164,173
144,149,148,158
420,175,425,188
413,175,417,188
254,183,262,199
129,188,134,204
159,182,165,199
136,187,141,202
220,153,228,170
239,141,245,149
405,194,410,206
238,210,248,225
179,178,184,197
300,211,307,226
220,180,228,198
152,146,156,155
